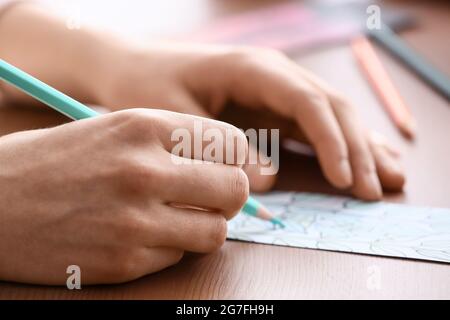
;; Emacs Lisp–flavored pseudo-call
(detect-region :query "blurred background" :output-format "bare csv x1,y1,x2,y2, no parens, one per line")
35,0,449,65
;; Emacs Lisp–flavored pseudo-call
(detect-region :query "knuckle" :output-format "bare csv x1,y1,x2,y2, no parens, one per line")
220,46,289,87
290,88,329,120
114,108,148,126
114,157,166,195
225,46,285,70
113,210,146,244
306,89,329,108
330,92,347,104
332,94,355,112
111,109,165,144
105,247,142,282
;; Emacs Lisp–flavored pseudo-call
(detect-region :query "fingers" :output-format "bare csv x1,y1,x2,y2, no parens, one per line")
244,55,399,199
156,109,249,165
297,67,384,199
257,72,352,189
243,144,277,192
162,153,249,218
369,130,401,158
329,96,382,200
148,204,229,253
159,100,278,192
112,108,248,166
369,131,405,191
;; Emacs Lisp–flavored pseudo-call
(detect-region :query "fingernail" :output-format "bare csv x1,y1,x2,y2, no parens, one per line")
339,158,353,187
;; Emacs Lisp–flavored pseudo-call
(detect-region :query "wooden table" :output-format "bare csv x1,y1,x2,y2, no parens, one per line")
1,0,449,299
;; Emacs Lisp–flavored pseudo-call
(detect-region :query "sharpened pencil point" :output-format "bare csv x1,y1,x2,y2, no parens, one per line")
270,217,286,228
256,204,285,228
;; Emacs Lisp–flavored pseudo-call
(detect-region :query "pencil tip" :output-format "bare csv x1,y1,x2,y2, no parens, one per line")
257,205,285,228
271,218,286,228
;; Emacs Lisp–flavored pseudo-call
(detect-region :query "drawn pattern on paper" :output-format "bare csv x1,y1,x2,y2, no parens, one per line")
227,192,450,263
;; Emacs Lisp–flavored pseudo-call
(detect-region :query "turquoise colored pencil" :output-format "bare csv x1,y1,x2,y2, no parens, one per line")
242,196,285,228
368,24,450,101
0,58,284,228
0,59,97,120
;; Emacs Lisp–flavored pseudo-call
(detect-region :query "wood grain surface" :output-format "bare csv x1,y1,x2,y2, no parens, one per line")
0,0,449,299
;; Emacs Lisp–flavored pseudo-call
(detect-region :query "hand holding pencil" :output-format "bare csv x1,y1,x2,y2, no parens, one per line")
0,58,270,284
0,58,283,228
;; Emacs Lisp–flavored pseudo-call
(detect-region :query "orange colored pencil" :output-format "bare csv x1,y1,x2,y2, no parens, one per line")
351,36,416,139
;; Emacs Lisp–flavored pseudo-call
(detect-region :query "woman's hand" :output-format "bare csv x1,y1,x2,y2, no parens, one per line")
100,45,405,200
0,109,249,285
